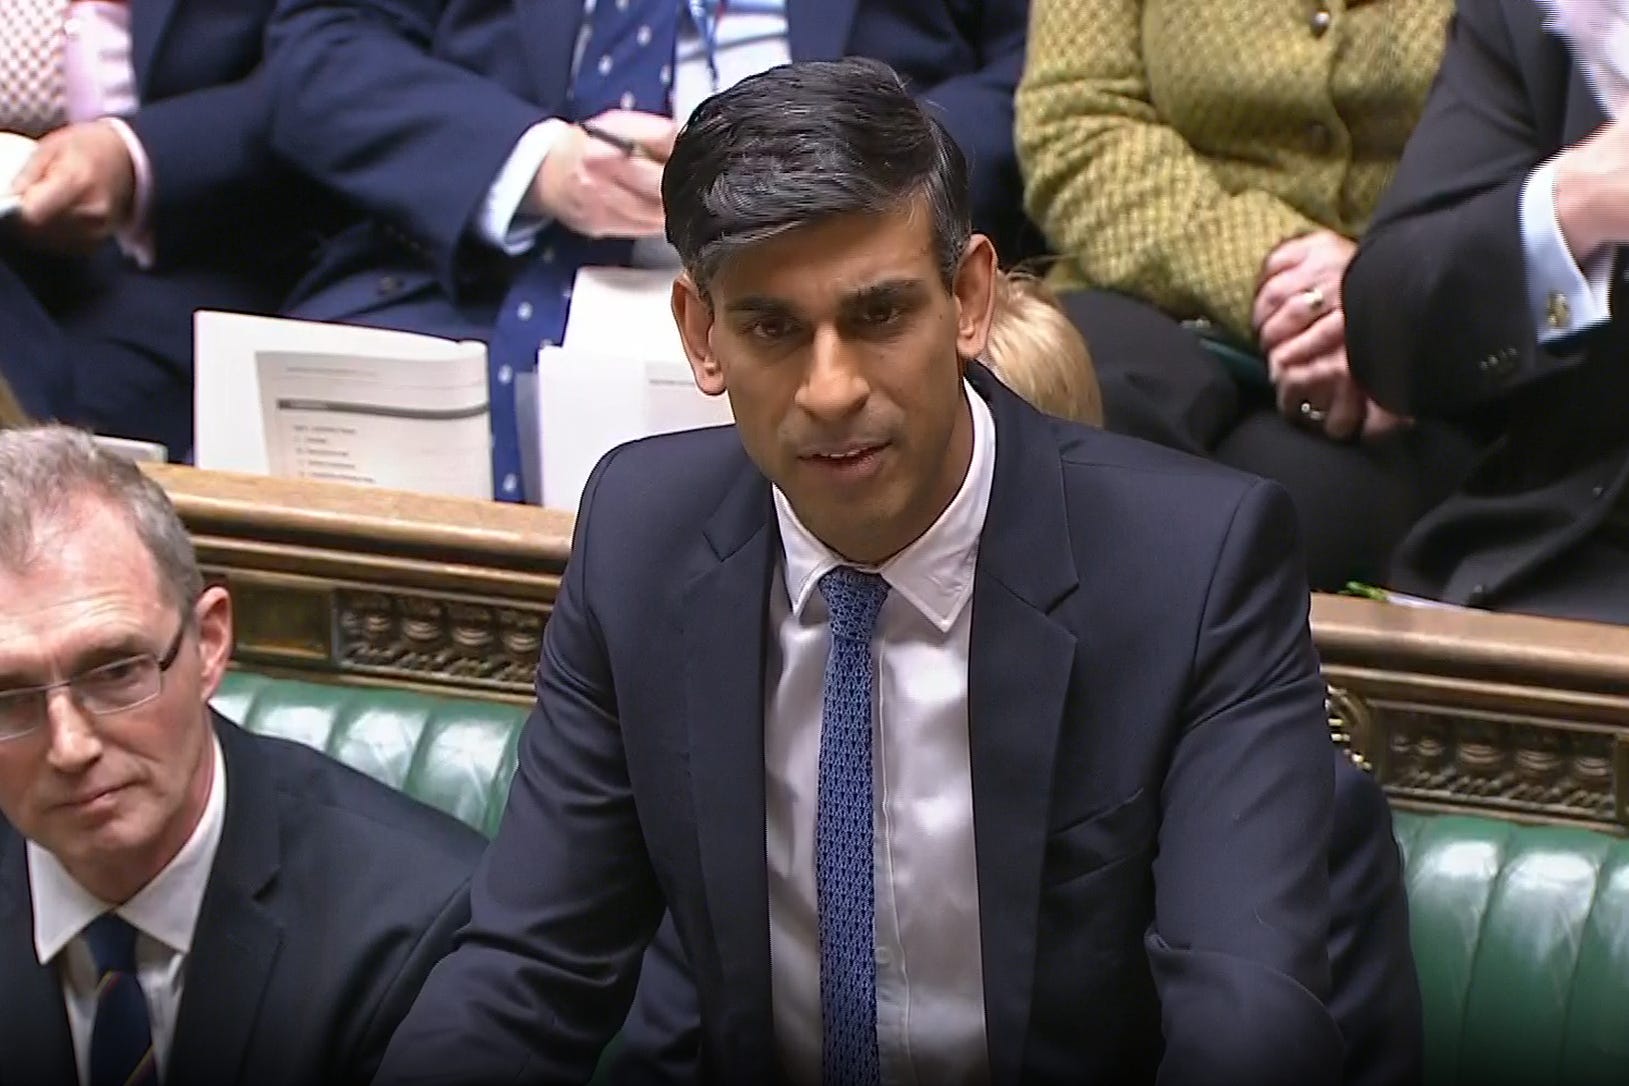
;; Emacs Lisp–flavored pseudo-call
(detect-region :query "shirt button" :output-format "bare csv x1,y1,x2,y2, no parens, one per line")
63,14,80,36
1310,6,1332,36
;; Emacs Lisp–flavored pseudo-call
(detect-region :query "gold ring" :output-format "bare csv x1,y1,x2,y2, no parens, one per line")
1302,286,1326,314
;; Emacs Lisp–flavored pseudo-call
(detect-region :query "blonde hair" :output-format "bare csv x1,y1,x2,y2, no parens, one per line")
0,374,29,430
983,269,1102,427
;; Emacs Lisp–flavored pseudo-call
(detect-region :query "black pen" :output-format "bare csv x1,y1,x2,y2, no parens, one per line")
580,121,660,162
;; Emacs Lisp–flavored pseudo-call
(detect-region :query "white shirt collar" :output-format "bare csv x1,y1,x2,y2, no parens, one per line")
29,729,228,964
773,379,997,633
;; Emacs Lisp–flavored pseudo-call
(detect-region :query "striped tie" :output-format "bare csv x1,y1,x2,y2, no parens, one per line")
83,914,158,1086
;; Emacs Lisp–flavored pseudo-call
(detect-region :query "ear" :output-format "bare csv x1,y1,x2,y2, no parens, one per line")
672,273,726,396
193,584,233,703
952,233,998,366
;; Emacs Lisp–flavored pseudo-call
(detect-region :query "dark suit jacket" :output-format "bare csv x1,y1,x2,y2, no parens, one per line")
264,0,1034,338
1343,0,1629,606
608,749,1424,1086
0,0,340,448
0,712,485,1086
373,367,1343,1085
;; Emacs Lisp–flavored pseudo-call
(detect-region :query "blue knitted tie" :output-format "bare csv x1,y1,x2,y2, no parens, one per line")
484,0,681,501
815,566,888,1086
83,914,158,1086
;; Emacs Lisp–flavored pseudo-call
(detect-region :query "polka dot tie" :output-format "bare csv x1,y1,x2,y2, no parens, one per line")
484,0,682,502
83,914,158,1086
0,0,69,137
815,566,888,1086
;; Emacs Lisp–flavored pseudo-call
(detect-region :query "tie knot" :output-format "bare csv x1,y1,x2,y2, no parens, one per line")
82,914,139,976
818,567,889,642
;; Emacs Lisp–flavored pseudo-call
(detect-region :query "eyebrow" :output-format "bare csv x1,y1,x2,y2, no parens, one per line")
0,634,154,689
723,277,930,320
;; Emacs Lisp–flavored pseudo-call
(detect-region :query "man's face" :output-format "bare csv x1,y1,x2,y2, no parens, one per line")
0,501,230,896
674,198,997,564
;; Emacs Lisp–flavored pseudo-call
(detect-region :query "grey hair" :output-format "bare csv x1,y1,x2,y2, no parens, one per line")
663,57,973,296
0,426,202,614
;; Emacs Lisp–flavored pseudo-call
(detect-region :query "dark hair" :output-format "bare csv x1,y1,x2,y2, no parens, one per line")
663,57,972,295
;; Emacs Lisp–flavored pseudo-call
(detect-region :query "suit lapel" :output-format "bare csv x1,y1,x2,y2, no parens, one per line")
1562,66,1611,145
164,716,284,1085
963,368,1080,1086
130,0,179,97
522,0,588,106
785,0,858,61
0,828,76,1086
682,468,778,1079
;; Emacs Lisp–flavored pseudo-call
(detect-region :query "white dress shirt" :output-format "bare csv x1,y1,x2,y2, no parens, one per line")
1519,156,1615,343
766,381,995,1086
57,0,155,264
28,733,227,1086
477,0,790,254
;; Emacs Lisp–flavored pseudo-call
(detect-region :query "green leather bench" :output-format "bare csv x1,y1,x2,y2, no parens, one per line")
215,672,1629,1084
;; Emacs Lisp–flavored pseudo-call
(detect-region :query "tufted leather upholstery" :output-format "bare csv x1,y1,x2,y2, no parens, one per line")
213,671,528,838
214,672,1629,1084
1396,811,1629,1085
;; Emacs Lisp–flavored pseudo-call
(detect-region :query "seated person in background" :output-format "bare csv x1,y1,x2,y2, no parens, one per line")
983,268,1103,426
1015,0,1481,592
0,426,485,1083
1344,0,1629,622
0,0,338,458
263,0,1033,500
372,58,1347,1084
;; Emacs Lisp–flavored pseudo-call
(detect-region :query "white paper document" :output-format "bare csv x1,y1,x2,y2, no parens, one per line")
0,132,37,217
563,265,688,360
1537,0,1629,115
195,311,493,499
536,347,732,510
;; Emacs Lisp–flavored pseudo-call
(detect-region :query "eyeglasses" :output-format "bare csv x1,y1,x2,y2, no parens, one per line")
0,620,189,743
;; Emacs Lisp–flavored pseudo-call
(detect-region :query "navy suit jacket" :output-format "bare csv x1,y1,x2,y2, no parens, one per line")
265,0,1033,339
609,749,1424,1086
1343,0,1629,606
374,367,1345,1085
0,713,484,1086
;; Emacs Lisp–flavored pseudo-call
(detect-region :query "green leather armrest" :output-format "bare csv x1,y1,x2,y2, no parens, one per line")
213,671,528,838
1396,811,1629,1085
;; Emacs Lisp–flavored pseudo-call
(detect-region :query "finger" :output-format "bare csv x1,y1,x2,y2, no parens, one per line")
1321,380,1366,442
9,141,59,193
16,169,81,227
1260,232,1316,282
1274,353,1345,417
1252,267,1315,333
608,154,666,202
1267,309,1345,377
1257,287,1324,355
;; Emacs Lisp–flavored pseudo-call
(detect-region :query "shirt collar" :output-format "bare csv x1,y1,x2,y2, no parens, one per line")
29,730,228,964
773,379,996,633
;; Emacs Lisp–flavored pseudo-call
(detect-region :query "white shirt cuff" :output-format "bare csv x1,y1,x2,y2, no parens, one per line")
1520,156,1613,344
102,116,154,268
477,118,567,255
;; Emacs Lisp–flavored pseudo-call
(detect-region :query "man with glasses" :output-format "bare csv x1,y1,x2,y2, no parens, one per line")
0,425,486,1085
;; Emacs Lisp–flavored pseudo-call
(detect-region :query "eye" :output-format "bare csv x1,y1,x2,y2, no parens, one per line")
860,299,905,327
745,316,794,342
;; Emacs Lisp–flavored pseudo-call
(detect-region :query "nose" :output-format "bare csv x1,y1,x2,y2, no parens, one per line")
43,688,102,773
794,326,869,422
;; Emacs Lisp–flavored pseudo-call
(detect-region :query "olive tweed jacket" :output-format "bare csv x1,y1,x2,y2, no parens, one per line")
1016,0,1451,343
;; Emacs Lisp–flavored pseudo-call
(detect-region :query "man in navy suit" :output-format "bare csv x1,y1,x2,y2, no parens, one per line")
0,426,485,1085
265,0,1031,499
1344,0,1629,620
0,0,338,456
375,60,1345,1084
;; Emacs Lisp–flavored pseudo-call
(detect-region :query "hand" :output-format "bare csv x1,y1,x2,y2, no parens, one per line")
529,109,677,240
1361,402,1410,441
1553,118,1629,264
1266,304,1361,440
9,120,136,253
1251,230,1357,355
